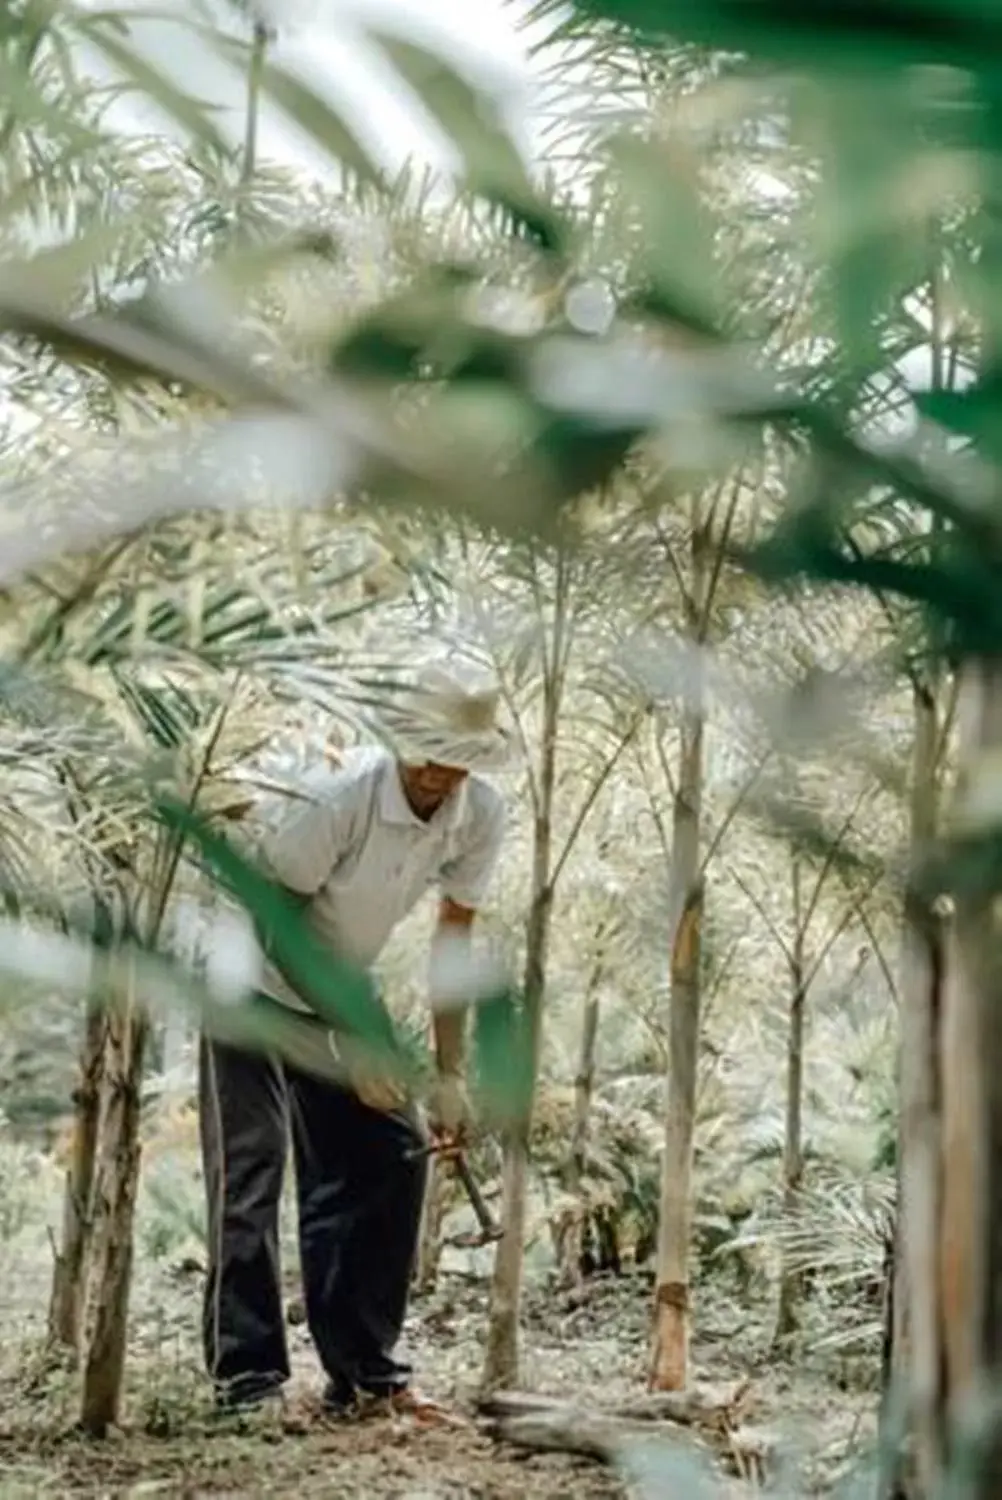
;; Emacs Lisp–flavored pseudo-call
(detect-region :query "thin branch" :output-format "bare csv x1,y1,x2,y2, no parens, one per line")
473,591,541,820
699,471,744,642
240,21,270,188
804,870,884,993
833,864,899,1007
634,737,672,863
698,745,772,880
730,864,796,971
147,682,239,946
652,514,691,610
550,707,646,888
801,784,871,937
652,714,677,800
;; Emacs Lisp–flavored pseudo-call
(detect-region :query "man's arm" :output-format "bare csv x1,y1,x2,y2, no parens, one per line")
429,790,506,1141
430,896,476,1078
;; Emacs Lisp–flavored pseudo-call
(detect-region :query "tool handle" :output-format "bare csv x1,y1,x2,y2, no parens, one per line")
454,1153,495,1233
405,1141,501,1237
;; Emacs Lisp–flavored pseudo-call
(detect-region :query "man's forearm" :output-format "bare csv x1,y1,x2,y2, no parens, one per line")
432,1006,466,1077
430,906,475,1076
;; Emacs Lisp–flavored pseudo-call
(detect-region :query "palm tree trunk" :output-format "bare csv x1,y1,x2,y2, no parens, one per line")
483,879,553,1390
80,961,148,1436
650,710,704,1391
482,544,566,1393
885,677,945,1498
936,658,1002,1498
48,988,106,1356
649,492,719,1393
556,945,606,1286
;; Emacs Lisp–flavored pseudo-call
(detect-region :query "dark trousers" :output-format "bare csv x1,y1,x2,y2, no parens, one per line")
198,1033,427,1405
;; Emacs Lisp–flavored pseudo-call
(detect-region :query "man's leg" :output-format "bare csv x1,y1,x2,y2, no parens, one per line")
199,1035,291,1408
286,1063,427,1402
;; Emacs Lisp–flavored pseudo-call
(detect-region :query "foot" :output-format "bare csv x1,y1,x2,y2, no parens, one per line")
321,1374,359,1418
379,1380,471,1428
214,1377,285,1414
214,1383,312,1436
321,1377,465,1427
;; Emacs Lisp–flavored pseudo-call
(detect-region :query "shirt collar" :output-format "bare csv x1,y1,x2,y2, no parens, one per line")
378,758,467,831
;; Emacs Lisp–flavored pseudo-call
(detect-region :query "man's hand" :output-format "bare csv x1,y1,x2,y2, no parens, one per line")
334,1034,407,1113
427,1070,471,1153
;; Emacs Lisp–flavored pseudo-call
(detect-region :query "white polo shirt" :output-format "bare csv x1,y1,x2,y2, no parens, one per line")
255,747,506,1014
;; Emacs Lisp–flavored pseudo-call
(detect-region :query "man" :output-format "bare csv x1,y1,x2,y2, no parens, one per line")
199,654,510,1419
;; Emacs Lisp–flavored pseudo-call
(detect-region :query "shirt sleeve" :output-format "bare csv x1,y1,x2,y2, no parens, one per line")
259,784,355,896
439,791,506,909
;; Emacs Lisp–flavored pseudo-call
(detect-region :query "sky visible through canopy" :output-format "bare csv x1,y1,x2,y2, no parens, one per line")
79,0,544,180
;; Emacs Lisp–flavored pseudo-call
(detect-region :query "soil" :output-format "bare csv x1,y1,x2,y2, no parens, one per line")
0,1261,878,1498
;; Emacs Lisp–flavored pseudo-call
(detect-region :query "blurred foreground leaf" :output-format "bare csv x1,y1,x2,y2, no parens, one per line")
155,794,398,1051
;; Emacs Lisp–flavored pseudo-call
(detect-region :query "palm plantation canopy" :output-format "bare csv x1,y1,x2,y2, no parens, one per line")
0,0,999,1496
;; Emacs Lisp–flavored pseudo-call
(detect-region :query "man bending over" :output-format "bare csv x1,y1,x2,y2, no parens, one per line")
199,654,510,1418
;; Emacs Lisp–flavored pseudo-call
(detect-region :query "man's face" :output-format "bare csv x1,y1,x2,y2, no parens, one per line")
398,761,468,818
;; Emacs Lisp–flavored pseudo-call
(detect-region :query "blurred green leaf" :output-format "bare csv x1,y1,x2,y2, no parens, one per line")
609,134,721,336
571,0,1002,72
473,987,534,1127
155,794,400,1053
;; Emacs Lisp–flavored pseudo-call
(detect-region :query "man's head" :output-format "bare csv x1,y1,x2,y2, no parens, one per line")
370,653,514,787
396,760,468,819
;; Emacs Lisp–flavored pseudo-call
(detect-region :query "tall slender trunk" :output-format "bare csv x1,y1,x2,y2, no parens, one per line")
650,501,709,1393
482,546,567,1393
80,960,148,1436
556,942,607,1287
48,986,106,1356
775,857,807,1346
885,678,944,1499
482,877,553,1389
651,698,705,1390
882,245,953,1500
79,821,192,1433
936,658,1002,1498
480,618,561,1380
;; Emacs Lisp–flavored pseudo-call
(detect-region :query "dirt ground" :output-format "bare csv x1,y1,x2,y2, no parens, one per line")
0,1259,879,1499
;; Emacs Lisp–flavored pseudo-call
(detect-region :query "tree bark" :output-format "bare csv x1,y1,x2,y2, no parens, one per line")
556,942,607,1286
483,546,566,1393
885,677,945,1499
483,880,553,1390
48,986,106,1357
80,960,148,1437
936,658,1002,1498
774,858,807,1347
651,708,705,1390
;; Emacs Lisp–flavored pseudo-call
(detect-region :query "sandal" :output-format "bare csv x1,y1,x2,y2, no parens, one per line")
380,1388,469,1427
